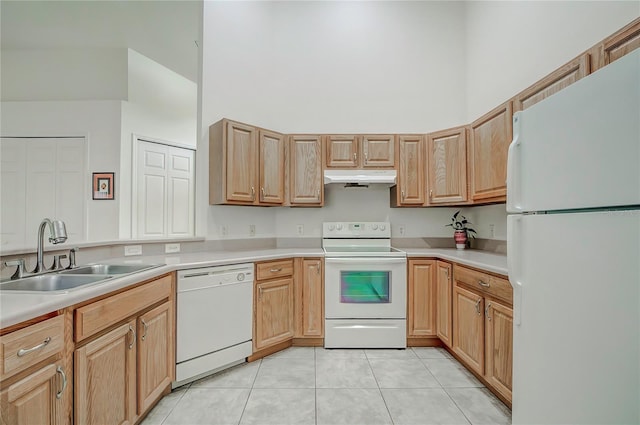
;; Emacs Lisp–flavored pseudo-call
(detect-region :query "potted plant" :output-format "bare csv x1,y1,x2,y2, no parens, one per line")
446,210,477,249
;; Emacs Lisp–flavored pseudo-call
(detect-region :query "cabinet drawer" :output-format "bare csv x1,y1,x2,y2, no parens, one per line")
75,274,172,342
256,259,294,281
1,315,64,380
454,265,512,304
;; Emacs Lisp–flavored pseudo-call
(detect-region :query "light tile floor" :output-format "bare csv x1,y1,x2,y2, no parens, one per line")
142,347,511,425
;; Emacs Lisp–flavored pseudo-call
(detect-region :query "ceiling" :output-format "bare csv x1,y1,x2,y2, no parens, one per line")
1,0,201,83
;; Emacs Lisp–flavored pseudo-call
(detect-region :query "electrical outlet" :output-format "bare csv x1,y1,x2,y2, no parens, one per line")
249,224,256,237
220,225,228,237
296,224,304,236
398,225,406,236
165,243,180,253
489,224,495,238
124,245,142,256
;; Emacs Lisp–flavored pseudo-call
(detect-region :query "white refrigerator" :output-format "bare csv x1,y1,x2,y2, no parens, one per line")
507,49,639,424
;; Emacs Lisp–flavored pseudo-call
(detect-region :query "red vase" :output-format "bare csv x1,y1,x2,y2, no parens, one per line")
454,230,467,249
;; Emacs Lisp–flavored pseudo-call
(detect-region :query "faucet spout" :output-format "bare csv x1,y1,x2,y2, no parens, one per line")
33,218,68,273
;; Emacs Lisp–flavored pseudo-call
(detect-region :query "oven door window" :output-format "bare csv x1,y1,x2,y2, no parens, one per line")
340,271,390,303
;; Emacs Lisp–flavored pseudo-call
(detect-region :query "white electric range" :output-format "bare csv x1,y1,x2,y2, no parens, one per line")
322,222,407,348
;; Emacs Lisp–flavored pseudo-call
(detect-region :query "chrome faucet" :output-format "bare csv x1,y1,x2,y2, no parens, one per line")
32,218,68,273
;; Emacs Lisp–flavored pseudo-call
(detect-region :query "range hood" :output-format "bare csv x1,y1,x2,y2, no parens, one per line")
323,169,397,186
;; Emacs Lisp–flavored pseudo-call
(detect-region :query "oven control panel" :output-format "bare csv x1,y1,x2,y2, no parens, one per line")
323,222,391,238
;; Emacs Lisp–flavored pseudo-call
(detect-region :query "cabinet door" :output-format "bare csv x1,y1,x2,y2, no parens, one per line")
452,284,484,375
0,363,67,425
301,259,324,337
603,17,640,66
289,136,322,205
514,54,590,112
259,130,285,205
75,321,137,425
485,299,513,403
427,127,468,205
395,135,425,206
225,120,257,203
362,135,395,168
325,135,358,168
254,278,294,350
407,260,436,337
435,261,453,348
137,302,173,415
469,101,512,202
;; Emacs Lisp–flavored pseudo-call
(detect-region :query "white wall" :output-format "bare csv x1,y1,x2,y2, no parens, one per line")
1,101,122,242
1,48,128,101
200,1,468,240
465,1,640,120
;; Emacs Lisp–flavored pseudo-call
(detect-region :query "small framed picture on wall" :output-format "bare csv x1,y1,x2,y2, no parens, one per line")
93,172,115,200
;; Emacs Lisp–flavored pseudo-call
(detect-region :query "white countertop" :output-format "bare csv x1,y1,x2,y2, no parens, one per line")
0,247,506,329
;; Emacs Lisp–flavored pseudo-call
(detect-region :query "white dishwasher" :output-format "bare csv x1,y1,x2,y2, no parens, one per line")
175,263,253,387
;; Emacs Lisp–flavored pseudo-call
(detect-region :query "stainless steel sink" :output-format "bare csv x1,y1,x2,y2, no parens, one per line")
60,264,162,275
0,274,113,292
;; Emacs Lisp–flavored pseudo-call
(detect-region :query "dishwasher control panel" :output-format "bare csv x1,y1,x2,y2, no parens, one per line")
177,263,254,291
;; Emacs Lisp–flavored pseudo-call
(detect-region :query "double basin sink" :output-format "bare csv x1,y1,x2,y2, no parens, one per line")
0,264,163,293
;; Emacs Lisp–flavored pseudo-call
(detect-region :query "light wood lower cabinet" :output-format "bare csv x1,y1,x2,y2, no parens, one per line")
136,302,173,415
254,260,295,351
452,265,513,404
299,258,323,338
435,261,453,348
74,274,175,425
407,259,437,338
75,321,137,425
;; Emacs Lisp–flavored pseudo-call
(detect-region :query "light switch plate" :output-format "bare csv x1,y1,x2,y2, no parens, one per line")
165,243,180,253
124,245,142,256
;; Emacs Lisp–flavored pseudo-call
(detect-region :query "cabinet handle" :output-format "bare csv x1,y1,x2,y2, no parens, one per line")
259,287,263,301
429,189,433,199
478,280,490,288
401,190,406,201
141,319,148,341
364,152,368,163
261,187,265,201
56,366,67,399
251,187,255,201
316,262,321,274
17,337,51,357
270,267,283,272
485,303,492,321
475,299,482,315
128,325,136,350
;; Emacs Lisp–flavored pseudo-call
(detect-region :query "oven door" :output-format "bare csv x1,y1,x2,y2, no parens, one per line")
324,256,407,319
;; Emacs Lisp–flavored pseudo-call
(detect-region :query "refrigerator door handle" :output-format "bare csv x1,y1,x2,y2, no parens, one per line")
507,215,523,326
506,112,523,213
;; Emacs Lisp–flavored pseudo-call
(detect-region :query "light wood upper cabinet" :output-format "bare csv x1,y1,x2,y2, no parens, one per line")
485,298,513,403
514,54,590,112
452,283,485,376
289,135,323,206
300,259,324,338
137,302,173,415
259,130,286,204
325,135,359,168
426,127,468,205
392,135,425,206
435,261,453,348
325,134,395,169
75,320,137,425
254,277,295,350
407,259,437,338
210,119,285,206
469,101,513,203
602,17,640,66
361,135,395,168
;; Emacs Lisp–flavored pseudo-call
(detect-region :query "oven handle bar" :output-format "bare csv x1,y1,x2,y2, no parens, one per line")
324,257,407,264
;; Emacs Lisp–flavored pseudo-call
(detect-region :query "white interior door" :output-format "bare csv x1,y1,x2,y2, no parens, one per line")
137,141,167,238
167,148,194,238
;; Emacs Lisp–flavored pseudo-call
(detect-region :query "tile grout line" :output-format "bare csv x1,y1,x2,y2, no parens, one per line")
237,359,262,425
158,383,190,425
442,387,474,425
366,350,397,425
